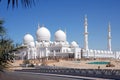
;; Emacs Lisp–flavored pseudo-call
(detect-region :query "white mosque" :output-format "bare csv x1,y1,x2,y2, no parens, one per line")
18,16,120,60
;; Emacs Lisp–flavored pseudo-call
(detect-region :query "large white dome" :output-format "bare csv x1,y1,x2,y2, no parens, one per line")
36,27,51,42
55,29,66,42
23,34,34,45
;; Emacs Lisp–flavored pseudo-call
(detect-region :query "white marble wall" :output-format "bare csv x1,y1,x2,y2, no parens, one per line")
82,49,120,59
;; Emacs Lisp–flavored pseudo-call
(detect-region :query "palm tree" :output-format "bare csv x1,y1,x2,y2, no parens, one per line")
0,0,36,9
0,20,14,72
0,20,6,36
0,38,14,71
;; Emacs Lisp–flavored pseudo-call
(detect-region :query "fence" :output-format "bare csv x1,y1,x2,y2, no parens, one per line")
15,66,120,79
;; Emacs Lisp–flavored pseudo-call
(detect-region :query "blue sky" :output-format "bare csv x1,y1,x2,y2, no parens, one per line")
0,0,120,51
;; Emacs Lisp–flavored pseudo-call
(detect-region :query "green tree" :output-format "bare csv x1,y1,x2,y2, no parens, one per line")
0,20,14,72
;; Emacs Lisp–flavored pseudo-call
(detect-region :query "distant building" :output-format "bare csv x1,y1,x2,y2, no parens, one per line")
17,16,120,60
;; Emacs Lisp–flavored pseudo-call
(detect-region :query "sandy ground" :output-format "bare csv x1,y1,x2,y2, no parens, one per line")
10,59,120,70
47,59,120,69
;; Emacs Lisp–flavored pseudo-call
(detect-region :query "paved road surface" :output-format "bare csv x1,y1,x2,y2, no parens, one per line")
0,71,111,80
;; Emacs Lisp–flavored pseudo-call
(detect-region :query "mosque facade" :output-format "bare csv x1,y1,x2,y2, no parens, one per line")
19,16,120,60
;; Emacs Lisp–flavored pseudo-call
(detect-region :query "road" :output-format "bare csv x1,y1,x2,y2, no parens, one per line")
0,71,110,80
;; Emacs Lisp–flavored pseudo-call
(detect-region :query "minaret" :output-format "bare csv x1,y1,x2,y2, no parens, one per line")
84,15,89,50
38,23,40,29
64,28,67,41
108,22,112,51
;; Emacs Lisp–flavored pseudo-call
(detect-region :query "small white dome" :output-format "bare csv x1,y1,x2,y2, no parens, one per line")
90,49,93,52
65,41,69,45
23,34,34,45
101,50,104,53
55,29,66,42
36,27,51,42
29,42,35,47
97,50,100,53
71,41,78,47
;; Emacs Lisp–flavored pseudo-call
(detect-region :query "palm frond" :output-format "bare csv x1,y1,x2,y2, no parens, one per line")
6,0,36,9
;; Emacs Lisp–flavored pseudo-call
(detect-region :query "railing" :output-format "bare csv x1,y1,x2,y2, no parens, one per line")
15,66,120,79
